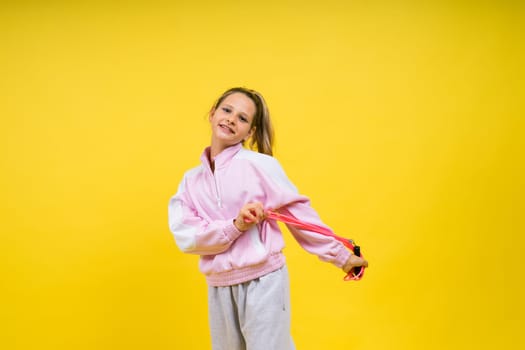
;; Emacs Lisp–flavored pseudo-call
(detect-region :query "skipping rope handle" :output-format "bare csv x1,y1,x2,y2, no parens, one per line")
352,245,363,277
343,241,365,281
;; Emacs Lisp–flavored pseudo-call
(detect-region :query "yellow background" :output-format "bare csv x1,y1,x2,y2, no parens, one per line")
2,1,523,349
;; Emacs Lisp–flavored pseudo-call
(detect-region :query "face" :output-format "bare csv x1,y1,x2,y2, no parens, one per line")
209,92,256,152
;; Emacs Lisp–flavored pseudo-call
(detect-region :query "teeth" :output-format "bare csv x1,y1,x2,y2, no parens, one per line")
220,124,234,134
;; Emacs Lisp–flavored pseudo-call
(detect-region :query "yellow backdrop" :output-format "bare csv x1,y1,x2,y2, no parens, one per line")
2,1,523,349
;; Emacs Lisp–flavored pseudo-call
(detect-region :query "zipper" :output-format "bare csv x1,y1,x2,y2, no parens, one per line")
213,172,223,208
207,160,223,209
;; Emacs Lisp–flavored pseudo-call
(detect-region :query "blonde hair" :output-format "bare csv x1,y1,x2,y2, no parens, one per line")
211,87,274,156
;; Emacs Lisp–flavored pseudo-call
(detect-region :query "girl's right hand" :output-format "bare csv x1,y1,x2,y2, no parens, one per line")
234,202,265,231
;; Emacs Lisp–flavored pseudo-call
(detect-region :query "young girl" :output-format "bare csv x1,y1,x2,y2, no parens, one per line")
168,87,368,350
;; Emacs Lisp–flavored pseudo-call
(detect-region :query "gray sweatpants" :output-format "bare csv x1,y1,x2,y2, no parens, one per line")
208,266,295,350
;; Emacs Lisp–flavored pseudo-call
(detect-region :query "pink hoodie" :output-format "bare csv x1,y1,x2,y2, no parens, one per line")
168,143,351,287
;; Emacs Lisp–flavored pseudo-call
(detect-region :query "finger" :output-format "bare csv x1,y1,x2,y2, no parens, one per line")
256,203,267,220
251,201,263,212
356,256,368,268
253,207,264,221
243,209,258,223
249,203,265,221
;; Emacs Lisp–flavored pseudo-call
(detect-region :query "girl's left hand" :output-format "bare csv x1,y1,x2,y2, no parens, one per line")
342,254,369,274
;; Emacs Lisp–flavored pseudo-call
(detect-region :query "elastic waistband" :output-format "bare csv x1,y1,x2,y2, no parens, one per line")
205,253,286,287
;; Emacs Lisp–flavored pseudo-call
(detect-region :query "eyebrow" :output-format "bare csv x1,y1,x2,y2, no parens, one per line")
222,103,250,118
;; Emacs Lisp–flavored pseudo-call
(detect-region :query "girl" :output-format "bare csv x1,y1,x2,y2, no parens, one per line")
168,87,368,350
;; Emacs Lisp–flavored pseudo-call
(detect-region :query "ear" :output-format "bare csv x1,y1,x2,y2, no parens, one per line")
208,108,215,122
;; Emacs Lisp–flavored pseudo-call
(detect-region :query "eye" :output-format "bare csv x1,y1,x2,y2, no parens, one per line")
222,107,231,113
239,116,248,123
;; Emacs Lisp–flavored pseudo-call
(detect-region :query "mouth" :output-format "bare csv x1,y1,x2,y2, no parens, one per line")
219,123,235,134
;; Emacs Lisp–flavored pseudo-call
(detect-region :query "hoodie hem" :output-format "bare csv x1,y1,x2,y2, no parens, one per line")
205,253,286,287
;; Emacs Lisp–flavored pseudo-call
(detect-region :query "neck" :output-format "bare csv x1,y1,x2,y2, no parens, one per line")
208,141,228,172
209,144,223,160
208,142,242,172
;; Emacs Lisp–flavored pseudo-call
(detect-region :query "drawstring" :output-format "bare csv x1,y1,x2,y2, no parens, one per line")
265,210,365,281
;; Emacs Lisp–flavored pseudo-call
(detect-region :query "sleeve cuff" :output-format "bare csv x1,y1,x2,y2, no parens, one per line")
223,221,244,242
333,246,352,269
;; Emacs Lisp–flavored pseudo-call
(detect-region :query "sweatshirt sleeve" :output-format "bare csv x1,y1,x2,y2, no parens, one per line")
254,157,351,268
168,175,243,256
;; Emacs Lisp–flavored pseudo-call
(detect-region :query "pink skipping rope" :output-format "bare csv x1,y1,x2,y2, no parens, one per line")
264,210,365,281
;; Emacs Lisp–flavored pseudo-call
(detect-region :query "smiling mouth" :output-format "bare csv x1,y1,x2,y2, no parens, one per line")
219,124,235,134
